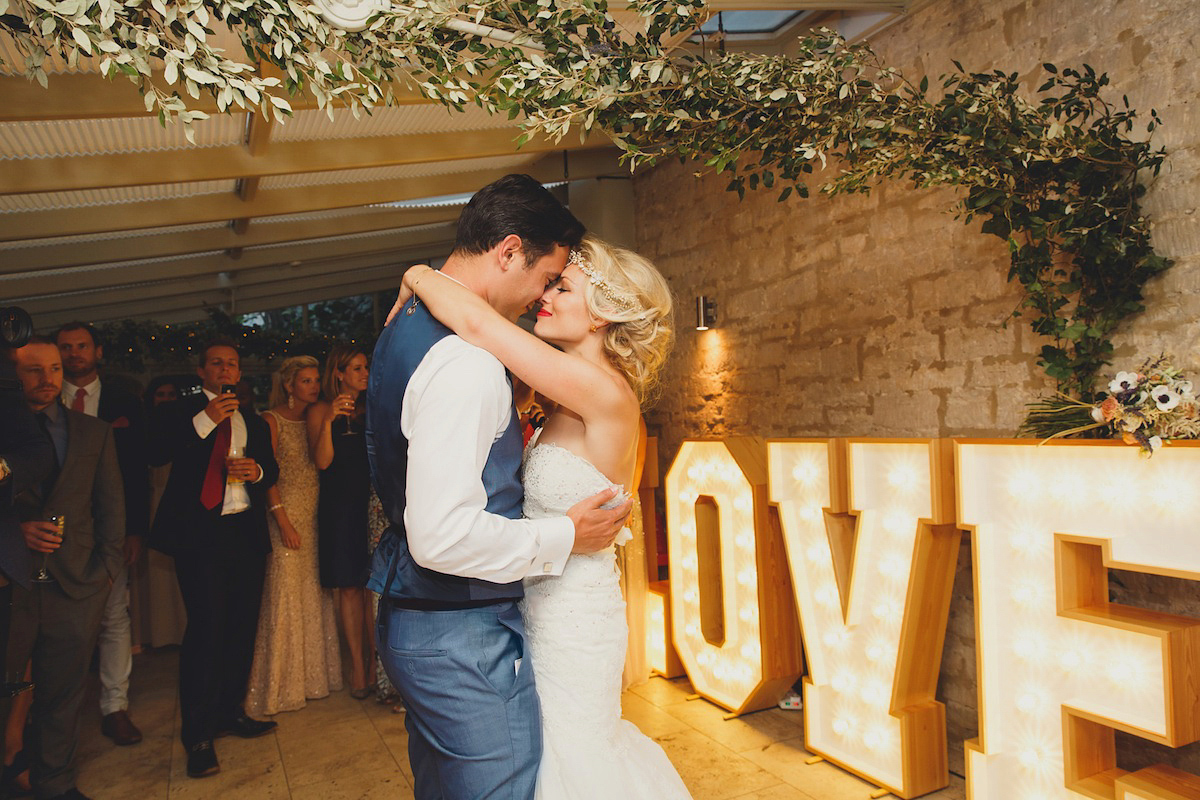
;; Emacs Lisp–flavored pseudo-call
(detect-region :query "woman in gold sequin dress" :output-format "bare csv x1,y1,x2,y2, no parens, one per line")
246,356,342,716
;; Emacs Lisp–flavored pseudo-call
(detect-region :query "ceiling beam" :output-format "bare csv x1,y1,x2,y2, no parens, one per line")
31,257,419,329
19,251,410,317
0,70,431,122
0,147,625,241
3,223,459,298
0,127,612,194
1,205,462,273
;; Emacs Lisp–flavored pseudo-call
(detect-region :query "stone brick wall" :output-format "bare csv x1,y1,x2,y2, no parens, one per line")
633,0,1200,778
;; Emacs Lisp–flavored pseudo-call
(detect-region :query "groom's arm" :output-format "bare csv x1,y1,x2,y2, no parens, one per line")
401,338,575,582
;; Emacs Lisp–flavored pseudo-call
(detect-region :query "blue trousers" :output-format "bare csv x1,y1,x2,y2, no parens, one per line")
377,601,541,800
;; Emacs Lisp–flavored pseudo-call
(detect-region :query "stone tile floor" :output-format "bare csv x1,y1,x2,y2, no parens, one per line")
72,649,967,799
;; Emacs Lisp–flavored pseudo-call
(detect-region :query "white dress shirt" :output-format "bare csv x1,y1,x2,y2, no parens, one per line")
401,336,574,583
62,378,101,417
193,389,252,516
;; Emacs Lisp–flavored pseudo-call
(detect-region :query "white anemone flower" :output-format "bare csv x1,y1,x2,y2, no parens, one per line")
1090,406,1106,423
1175,380,1193,397
1108,371,1140,394
1151,385,1181,411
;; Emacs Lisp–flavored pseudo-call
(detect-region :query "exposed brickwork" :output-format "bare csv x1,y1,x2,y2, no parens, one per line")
634,0,1200,778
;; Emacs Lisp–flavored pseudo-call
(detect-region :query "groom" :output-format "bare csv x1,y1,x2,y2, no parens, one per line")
367,174,632,799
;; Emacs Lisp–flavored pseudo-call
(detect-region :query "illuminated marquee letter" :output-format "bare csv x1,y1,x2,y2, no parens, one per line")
957,441,1200,800
767,438,959,799
664,438,803,713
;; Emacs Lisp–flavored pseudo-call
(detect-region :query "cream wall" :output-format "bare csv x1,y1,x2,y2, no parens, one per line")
632,0,1200,776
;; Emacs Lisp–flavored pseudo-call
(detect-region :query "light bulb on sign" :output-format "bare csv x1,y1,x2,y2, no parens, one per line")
798,505,821,523
792,460,820,485
886,464,919,494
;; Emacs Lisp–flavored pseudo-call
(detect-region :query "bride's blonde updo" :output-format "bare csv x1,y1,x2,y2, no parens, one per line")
571,235,674,405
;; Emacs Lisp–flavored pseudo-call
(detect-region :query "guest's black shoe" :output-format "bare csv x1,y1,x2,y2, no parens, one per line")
45,788,92,799
215,714,277,739
186,741,220,778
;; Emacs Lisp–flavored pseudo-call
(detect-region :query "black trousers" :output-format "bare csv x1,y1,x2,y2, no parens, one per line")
173,513,266,748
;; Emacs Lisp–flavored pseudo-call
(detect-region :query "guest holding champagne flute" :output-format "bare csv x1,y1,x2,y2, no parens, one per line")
307,345,373,698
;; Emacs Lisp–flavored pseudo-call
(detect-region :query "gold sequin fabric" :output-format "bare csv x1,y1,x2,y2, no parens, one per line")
246,412,343,716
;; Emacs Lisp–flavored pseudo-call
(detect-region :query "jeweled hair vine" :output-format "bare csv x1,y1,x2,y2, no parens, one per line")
569,236,674,405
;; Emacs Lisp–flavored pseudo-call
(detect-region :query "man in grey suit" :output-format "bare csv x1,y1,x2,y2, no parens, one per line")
8,336,124,800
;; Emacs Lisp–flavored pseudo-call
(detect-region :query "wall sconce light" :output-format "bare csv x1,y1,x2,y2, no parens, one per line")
696,296,717,331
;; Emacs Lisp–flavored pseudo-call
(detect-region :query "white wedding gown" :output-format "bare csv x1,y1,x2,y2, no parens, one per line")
521,439,693,800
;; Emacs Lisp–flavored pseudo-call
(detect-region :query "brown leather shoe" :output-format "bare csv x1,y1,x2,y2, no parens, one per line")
100,710,143,746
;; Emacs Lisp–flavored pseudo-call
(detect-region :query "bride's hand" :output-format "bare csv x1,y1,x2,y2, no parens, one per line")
385,264,432,326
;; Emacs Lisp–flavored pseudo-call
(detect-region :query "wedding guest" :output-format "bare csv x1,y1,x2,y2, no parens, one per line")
148,339,279,779
137,377,187,648
8,337,124,800
55,322,147,747
246,357,341,716
307,345,373,698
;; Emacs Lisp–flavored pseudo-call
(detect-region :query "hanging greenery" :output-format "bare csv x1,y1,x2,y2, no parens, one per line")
0,0,1170,397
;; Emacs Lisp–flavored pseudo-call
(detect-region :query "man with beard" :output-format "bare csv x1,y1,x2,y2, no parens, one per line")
55,323,147,747
9,336,124,800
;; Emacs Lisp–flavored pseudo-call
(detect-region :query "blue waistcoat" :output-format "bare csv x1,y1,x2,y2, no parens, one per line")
365,300,526,602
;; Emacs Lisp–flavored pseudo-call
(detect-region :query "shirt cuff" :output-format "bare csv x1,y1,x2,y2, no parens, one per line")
530,516,575,577
193,409,216,439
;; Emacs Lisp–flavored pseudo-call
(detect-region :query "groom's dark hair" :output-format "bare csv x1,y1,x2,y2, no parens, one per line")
453,174,585,264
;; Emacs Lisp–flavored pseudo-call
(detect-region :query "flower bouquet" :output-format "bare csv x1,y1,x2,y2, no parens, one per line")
1019,356,1200,456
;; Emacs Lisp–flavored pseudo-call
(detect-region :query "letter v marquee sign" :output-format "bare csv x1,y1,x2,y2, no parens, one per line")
767,438,960,798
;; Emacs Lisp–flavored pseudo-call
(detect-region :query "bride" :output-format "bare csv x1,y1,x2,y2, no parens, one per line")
394,234,692,799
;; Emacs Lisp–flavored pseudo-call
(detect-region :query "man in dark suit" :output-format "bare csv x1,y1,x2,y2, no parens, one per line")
8,337,124,800
55,322,148,747
148,338,279,779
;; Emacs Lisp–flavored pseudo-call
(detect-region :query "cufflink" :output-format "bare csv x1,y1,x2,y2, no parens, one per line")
542,562,553,574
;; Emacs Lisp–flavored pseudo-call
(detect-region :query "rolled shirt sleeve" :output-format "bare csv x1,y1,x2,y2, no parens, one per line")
401,337,574,583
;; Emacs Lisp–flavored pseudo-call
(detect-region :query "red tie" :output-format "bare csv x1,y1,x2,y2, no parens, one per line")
200,419,231,510
71,387,87,412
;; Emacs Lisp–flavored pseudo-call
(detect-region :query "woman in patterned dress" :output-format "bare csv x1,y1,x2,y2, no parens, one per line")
245,356,342,716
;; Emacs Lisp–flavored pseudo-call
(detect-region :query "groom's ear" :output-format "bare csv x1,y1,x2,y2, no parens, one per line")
494,234,526,272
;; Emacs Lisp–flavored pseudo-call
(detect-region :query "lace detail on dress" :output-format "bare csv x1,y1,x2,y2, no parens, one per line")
246,412,342,716
519,440,692,799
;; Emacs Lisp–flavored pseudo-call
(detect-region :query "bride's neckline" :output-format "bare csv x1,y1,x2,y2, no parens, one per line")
529,436,618,489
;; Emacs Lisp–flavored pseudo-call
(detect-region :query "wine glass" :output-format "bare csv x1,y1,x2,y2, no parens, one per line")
32,513,64,583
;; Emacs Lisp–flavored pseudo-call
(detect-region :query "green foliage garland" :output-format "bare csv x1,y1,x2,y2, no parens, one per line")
0,0,1170,396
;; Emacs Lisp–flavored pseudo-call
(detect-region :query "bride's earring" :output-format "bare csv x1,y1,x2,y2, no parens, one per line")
288,393,295,409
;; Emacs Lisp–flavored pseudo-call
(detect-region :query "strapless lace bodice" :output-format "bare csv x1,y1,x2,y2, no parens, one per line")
522,440,622,518
519,440,692,799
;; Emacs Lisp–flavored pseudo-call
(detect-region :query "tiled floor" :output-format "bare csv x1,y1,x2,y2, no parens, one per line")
72,649,967,799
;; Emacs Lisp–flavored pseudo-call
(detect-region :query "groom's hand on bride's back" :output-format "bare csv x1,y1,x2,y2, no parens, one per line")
566,488,634,554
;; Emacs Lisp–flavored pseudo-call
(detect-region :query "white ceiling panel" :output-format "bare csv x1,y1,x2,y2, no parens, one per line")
0,180,238,212
274,102,523,142
0,114,248,158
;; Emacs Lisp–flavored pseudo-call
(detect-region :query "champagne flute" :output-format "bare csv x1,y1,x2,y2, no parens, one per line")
338,394,359,436
32,513,64,583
